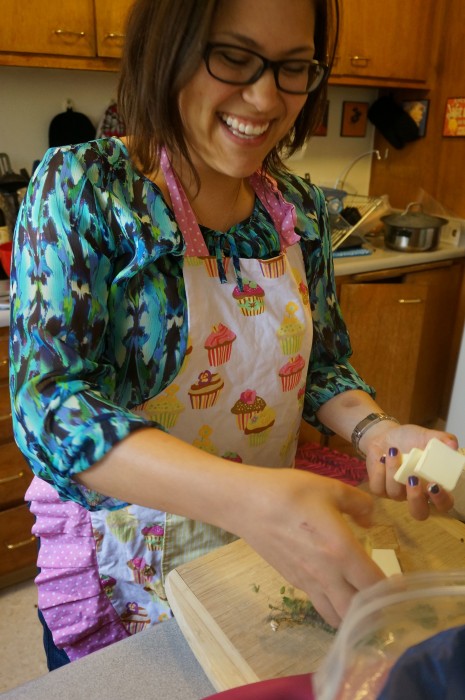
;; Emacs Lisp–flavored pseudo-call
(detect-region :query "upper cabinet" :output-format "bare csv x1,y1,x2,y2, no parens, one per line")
0,1,96,57
95,0,134,59
0,0,134,70
330,0,439,88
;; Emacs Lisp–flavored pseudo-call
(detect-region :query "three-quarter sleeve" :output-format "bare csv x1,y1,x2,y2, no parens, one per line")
10,143,185,509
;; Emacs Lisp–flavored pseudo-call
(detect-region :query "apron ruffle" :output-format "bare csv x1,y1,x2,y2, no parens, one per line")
26,477,129,660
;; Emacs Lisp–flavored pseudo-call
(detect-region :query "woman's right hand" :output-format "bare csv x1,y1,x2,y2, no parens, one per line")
234,467,385,628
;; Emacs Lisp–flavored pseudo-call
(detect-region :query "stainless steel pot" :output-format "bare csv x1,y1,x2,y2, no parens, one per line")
381,202,448,252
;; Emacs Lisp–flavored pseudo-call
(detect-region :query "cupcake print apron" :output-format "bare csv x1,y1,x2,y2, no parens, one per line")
26,148,314,660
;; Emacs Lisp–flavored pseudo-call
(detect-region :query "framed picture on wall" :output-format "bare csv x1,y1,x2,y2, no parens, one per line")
340,101,369,137
443,97,465,137
402,99,429,137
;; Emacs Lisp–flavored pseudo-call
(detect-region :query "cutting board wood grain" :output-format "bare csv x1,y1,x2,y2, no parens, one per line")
165,497,465,692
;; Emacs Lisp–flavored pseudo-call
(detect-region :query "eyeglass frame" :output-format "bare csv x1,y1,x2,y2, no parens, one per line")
203,42,329,95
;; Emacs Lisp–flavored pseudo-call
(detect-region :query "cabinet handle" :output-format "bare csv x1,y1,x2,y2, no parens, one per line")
104,33,125,40
6,535,36,550
350,56,370,67
398,298,423,304
0,412,12,421
54,29,86,38
0,470,24,485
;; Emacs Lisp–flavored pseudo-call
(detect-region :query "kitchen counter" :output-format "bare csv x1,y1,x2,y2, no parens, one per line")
2,618,216,700
2,242,464,329
333,239,465,276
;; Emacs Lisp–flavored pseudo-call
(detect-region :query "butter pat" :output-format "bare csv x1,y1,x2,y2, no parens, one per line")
394,448,423,485
414,438,465,491
371,548,402,577
394,439,465,491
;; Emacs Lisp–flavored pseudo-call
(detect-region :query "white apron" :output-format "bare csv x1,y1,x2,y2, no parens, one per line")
27,150,314,659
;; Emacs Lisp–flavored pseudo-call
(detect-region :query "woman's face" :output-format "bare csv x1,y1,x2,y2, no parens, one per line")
178,0,316,181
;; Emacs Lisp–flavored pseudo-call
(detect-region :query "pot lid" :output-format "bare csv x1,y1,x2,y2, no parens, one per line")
381,202,448,229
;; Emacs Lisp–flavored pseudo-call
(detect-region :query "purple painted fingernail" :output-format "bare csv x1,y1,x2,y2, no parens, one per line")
388,447,398,457
380,455,386,464
428,483,440,495
408,475,419,486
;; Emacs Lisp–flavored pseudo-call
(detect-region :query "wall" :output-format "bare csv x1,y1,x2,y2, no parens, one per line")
1,66,119,174
1,65,377,194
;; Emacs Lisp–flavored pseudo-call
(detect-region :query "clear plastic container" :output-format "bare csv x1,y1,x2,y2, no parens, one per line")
312,570,465,700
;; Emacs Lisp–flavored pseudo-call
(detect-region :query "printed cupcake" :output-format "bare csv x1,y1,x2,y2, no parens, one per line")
221,451,243,463
245,407,276,447
192,424,218,455
127,556,156,584
106,508,138,543
93,528,104,552
291,266,309,306
232,278,265,316
297,385,305,408
204,323,236,366
188,370,224,408
276,301,305,354
259,253,285,279
100,574,117,599
278,354,306,392
141,523,165,551
121,602,151,635
184,256,203,267
139,385,185,429
231,389,266,431
200,255,231,278
143,580,167,602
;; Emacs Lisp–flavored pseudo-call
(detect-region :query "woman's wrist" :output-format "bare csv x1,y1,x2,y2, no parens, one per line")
352,412,400,458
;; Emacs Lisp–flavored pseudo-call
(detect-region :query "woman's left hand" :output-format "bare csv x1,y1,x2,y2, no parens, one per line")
364,423,458,519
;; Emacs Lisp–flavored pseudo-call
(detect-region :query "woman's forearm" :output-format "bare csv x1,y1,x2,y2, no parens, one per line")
74,427,258,534
315,389,385,444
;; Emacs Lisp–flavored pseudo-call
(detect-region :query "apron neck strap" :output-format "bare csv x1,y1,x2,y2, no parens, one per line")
159,146,300,256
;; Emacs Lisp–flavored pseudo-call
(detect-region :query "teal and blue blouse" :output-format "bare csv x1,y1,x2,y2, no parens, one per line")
10,137,373,509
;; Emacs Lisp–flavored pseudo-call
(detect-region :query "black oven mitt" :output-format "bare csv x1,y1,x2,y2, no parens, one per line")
49,107,96,147
368,95,420,149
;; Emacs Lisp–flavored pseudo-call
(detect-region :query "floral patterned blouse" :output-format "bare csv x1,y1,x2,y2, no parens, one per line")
10,137,373,510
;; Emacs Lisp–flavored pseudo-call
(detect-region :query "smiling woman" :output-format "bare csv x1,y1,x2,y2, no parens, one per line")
10,0,458,675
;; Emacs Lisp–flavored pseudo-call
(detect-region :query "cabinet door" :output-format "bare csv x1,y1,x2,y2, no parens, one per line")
95,0,134,58
333,0,435,83
0,504,37,580
338,282,427,425
0,0,95,57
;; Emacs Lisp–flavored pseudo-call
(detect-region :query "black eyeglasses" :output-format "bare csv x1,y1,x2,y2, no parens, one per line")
203,43,328,95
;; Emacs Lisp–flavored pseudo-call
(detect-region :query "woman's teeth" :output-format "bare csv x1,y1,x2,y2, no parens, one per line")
220,114,269,138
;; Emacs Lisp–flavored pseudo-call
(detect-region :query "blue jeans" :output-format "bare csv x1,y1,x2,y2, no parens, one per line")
38,608,70,670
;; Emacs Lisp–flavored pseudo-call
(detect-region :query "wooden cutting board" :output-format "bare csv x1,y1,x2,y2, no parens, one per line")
165,497,465,692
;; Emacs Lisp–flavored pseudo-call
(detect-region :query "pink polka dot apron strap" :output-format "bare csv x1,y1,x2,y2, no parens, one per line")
248,171,300,251
159,147,209,257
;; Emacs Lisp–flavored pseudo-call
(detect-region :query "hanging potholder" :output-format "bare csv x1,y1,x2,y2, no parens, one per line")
96,100,125,139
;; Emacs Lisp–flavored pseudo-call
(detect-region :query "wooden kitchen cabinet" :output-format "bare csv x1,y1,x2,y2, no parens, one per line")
331,0,439,87
0,326,37,589
0,0,134,71
301,260,464,455
94,0,134,58
0,0,96,58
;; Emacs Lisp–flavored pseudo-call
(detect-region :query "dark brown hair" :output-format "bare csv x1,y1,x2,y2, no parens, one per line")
118,0,339,178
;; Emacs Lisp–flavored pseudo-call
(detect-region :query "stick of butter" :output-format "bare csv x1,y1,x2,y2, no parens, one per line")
394,438,465,492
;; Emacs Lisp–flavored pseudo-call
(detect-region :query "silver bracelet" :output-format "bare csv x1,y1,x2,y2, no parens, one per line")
351,412,400,458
